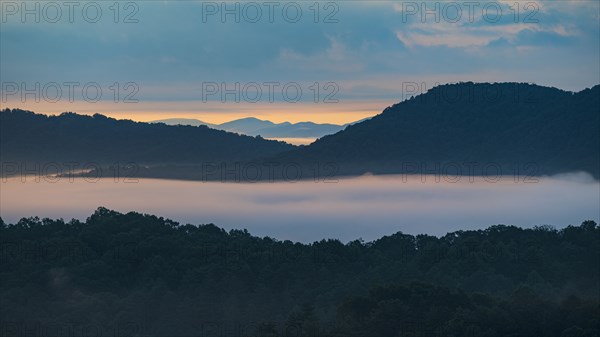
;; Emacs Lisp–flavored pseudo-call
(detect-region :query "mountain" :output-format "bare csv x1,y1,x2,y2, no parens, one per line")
151,118,219,129
153,116,347,138
0,109,294,164
343,117,372,127
223,117,344,138
217,117,278,135
277,82,600,178
2,82,597,180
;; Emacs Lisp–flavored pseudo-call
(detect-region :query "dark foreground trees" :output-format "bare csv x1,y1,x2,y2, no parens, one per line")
1,209,598,336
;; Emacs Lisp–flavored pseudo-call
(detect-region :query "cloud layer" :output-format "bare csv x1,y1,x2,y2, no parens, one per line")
1,1,598,123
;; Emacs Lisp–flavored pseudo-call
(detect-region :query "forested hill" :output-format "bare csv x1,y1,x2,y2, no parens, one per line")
1,209,598,336
2,82,599,180
0,109,294,164
279,82,600,178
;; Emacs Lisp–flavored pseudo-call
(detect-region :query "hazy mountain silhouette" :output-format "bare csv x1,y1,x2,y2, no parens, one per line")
151,118,219,129
153,116,348,138
276,82,600,178
2,82,598,179
0,109,294,164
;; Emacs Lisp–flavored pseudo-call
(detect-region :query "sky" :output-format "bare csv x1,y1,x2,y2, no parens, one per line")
1,0,599,124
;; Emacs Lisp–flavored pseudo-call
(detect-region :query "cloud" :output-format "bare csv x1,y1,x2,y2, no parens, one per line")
1,0,598,120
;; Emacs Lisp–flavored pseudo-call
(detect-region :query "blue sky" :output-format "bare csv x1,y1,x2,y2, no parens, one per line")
1,0,598,123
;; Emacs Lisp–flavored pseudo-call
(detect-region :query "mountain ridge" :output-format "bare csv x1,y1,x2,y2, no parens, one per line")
152,116,352,139
274,82,600,178
2,82,598,179
0,109,294,165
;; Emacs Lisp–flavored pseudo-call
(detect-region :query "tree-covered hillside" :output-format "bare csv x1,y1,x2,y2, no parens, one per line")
0,109,294,164
2,82,598,180
279,82,600,178
1,209,598,336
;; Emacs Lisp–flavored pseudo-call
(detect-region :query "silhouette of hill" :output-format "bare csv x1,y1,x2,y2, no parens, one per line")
150,118,219,129
0,109,294,164
218,117,280,135
220,117,344,138
1,209,598,336
278,82,600,178
2,82,598,179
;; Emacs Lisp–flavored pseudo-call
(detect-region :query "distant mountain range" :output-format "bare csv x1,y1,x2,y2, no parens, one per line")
151,118,219,129
151,117,365,139
2,82,598,179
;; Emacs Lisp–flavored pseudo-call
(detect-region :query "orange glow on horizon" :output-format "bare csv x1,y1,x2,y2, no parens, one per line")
2,100,389,125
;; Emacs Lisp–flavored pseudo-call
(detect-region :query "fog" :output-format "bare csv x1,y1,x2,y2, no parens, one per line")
1,173,598,242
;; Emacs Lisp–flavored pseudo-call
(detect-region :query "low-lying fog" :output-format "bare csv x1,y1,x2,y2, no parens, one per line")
1,173,598,242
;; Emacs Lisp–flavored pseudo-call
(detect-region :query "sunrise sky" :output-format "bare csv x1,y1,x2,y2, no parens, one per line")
1,0,599,124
